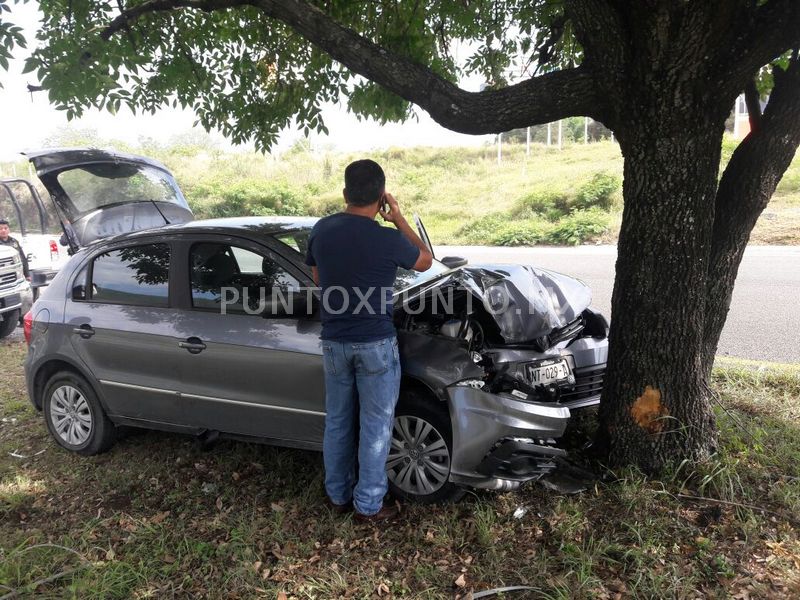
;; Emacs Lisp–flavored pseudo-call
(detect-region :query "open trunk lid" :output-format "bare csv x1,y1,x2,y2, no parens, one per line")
24,148,193,250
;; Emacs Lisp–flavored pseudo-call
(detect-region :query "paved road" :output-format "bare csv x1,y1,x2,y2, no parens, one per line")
435,245,800,365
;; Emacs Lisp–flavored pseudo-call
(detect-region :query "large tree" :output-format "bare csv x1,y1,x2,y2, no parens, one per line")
5,0,800,471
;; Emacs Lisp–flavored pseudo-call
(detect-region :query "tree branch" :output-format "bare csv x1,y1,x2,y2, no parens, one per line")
703,56,800,369
728,0,800,90
99,0,606,133
743,80,762,134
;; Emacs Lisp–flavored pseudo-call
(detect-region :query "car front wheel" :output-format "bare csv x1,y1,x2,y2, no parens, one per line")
43,371,116,456
387,391,465,503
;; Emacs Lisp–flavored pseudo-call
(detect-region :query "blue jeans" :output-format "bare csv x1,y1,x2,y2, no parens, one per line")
321,335,401,516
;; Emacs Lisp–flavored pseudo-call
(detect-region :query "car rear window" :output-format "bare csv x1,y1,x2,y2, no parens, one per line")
90,243,170,307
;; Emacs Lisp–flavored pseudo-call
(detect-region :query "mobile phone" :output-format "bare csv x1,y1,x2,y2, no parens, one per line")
380,194,390,214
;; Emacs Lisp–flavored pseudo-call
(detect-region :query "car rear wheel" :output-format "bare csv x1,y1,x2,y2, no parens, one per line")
0,309,19,339
43,371,116,456
387,391,465,504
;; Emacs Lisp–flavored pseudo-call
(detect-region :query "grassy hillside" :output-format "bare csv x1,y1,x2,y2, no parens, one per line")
164,138,800,246
3,135,799,245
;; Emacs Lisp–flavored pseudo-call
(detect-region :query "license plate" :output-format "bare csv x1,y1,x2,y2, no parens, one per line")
527,360,570,385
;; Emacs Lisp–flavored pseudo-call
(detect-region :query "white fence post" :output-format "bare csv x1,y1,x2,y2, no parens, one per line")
526,127,530,155
558,120,563,150
497,133,502,164
584,117,589,144
547,123,552,147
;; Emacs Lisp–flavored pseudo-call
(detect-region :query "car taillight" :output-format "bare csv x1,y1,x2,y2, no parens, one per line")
23,310,33,344
49,239,59,261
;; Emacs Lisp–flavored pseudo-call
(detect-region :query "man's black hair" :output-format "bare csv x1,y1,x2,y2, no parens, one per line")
0,218,8,226
344,159,385,207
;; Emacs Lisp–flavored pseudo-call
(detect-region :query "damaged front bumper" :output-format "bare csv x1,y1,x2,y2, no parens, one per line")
447,386,571,491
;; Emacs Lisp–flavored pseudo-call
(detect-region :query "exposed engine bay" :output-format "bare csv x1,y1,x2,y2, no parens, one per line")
394,264,609,408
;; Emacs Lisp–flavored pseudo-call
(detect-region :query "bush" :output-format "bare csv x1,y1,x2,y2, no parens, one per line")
453,214,509,245
307,192,343,216
200,181,306,218
491,220,551,246
574,172,620,210
544,208,611,245
513,189,571,219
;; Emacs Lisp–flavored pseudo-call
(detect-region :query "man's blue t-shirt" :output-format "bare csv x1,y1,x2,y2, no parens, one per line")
305,213,420,342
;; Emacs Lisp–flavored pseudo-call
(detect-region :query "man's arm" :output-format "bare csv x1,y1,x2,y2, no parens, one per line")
379,193,433,272
311,266,319,286
15,240,29,278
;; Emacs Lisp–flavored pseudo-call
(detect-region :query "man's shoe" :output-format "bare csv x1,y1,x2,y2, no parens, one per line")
353,504,398,523
325,497,351,514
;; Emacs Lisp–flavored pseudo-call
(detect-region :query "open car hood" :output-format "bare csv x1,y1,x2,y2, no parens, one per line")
24,148,193,249
402,263,592,344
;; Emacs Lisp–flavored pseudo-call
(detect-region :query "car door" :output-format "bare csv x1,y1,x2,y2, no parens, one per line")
171,235,326,446
65,241,190,426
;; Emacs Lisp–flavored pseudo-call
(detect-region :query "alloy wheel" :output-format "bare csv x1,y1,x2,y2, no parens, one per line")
49,385,93,446
387,415,451,496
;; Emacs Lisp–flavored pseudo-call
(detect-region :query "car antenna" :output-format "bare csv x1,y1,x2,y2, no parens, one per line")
150,199,171,225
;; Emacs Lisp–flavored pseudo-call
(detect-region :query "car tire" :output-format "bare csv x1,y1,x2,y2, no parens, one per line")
43,371,116,456
0,309,19,339
387,390,465,504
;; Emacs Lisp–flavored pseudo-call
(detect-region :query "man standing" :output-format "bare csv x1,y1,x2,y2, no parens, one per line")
305,159,433,521
0,218,29,279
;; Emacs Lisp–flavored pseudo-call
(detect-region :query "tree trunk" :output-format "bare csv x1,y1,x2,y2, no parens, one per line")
596,117,726,471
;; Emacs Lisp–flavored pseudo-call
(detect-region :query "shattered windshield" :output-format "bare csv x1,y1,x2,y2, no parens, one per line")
274,229,449,292
56,163,185,217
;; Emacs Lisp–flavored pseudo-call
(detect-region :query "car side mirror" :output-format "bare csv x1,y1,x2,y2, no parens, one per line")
441,256,468,269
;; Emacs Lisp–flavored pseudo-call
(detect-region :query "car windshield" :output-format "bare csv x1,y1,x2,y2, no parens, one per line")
56,163,186,217
274,229,450,292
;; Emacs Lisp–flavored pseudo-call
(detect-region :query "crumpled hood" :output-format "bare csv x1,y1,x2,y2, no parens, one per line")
404,263,592,344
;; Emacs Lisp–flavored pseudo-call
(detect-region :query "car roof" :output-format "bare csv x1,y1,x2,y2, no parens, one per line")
100,216,320,246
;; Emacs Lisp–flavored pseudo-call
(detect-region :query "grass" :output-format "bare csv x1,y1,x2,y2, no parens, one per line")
4,132,799,246
2,336,800,598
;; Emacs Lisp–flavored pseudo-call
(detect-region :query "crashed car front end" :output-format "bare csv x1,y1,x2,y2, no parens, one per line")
396,264,608,491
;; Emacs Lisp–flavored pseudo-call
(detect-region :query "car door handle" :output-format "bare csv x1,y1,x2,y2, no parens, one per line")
179,337,207,354
72,324,95,339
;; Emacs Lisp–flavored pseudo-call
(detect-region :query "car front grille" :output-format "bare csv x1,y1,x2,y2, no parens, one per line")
559,364,605,404
0,256,15,268
0,271,18,288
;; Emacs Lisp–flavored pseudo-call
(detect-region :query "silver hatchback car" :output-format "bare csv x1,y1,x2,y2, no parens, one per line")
23,149,609,503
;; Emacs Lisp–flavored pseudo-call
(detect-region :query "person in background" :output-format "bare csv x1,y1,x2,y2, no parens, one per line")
305,159,433,522
0,218,29,279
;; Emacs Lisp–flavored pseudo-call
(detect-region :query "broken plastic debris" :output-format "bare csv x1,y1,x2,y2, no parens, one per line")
538,472,589,494
9,449,46,459
513,506,527,519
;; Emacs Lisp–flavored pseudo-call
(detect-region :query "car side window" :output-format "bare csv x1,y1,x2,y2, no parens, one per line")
190,242,301,314
89,243,170,307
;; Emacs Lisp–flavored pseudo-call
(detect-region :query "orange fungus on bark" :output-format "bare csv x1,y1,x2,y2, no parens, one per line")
631,386,668,433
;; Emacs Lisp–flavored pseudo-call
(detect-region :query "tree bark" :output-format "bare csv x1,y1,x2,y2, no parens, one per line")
595,112,726,469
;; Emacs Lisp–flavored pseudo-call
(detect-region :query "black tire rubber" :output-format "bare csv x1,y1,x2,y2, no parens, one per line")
0,309,19,339
388,390,466,504
42,371,116,456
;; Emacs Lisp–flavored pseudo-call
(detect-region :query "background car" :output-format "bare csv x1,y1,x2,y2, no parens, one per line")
0,175,68,289
0,245,33,338
23,149,609,503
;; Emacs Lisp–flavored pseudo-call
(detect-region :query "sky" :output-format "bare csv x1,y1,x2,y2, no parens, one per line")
0,3,493,162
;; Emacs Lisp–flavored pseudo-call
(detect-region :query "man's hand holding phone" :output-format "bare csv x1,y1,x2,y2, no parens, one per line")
378,192,404,225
